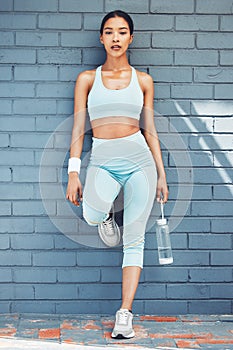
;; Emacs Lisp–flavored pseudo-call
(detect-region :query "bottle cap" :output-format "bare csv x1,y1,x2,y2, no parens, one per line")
156,218,167,226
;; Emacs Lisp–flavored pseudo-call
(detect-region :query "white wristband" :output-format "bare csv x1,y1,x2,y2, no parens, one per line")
68,157,81,174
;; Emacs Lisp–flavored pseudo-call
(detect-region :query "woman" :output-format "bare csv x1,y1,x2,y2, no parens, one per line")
66,10,169,339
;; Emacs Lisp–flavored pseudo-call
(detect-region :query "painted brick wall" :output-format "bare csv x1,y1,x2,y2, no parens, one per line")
0,0,232,315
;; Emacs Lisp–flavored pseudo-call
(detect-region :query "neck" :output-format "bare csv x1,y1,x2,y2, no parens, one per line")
102,55,130,71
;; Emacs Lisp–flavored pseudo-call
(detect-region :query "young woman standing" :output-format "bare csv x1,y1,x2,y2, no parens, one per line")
66,10,168,339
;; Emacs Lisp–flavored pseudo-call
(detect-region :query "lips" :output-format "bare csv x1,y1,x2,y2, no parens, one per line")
111,45,121,49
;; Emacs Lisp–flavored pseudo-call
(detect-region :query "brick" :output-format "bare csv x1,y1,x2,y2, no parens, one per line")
175,50,218,66
0,49,36,64
194,67,233,83
59,66,91,82
151,0,194,13
176,15,218,31
0,168,11,181
0,268,12,282
170,115,212,133
12,301,55,313
78,251,122,266
38,13,81,29
57,100,73,114
79,283,121,299
38,49,81,64
0,251,31,265
220,51,233,65
0,67,12,81
145,250,210,266
154,83,170,99
0,150,34,166
36,82,74,98
15,66,57,81
189,234,231,249
150,67,192,83
0,117,35,131
212,207,233,225
189,134,233,150
0,284,34,299
0,32,14,46
13,201,56,216
54,234,81,249
13,268,56,283
168,184,212,200
189,300,231,314
11,233,53,250
106,0,149,13
11,133,52,148
13,99,56,114
170,150,213,167
59,0,103,12
0,101,11,114
210,284,233,298
192,201,233,216
101,267,126,283
13,166,56,183
0,133,9,147
152,32,195,48
221,15,233,30
35,150,65,166
36,116,67,131
171,84,213,99
189,268,232,282
0,235,10,249
34,218,58,233
214,117,233,133
194,168,233,184
130,49,173,66
144,267,188,282
0,14,36,29
16,32,58,47
145,300,188,314
0,201,11,216
196,0,233,14
0,0,13,10
197,33,233,49
215,84,233,99
56,301,101,314
14,0,57,12
213,151,233,167
156,100,190,116
35,284,77,299
0,83,34,97
211,251,233,265
33,252,76,266
191,100,233,116
84,14,108,30
167,284,210,299
0,184,33,200
1,218,33,234
213,185,233,199
58,268,100,282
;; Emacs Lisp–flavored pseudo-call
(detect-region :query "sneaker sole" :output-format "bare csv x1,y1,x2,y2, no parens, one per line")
111,330,135,339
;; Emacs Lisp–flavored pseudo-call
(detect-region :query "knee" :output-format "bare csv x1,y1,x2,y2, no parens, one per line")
83,202,108,226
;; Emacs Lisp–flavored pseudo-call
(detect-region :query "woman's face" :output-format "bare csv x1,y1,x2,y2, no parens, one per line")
100,16,133,57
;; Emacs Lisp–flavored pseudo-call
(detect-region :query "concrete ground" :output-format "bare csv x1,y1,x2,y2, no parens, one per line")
0,313,232,350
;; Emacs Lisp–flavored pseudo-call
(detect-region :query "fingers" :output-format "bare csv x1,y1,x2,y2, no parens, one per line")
156,187,169,204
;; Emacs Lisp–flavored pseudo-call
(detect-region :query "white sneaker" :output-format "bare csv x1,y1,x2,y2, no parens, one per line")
111,309,135,339
98,208,121,247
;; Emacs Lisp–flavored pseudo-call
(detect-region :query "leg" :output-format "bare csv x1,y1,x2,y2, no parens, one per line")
82,166,121,225
121,166,157,310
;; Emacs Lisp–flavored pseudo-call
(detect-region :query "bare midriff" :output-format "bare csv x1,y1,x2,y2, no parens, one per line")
91,116,140,139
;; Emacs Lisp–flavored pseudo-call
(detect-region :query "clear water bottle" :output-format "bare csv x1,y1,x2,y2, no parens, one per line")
156,202,173,265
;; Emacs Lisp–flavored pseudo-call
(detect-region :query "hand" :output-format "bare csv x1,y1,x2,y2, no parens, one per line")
156,175,169,204
66,172,83,206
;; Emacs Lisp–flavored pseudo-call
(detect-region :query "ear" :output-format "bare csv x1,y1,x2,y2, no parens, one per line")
100,35,104,44
129,34,134,45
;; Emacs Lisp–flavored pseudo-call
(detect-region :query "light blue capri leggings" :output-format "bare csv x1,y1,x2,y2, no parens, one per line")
83,130,157,268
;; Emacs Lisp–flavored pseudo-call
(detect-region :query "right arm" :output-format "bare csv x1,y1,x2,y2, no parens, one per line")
66,71,90,206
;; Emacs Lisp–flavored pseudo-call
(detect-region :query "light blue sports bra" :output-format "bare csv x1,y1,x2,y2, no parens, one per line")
87,65,144,121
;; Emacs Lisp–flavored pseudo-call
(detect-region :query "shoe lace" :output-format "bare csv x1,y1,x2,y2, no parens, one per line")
102,216,114,234
117,310,129,325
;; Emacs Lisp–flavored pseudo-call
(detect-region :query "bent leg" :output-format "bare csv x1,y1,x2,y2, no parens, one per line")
83,166,121,226
122,165,157,268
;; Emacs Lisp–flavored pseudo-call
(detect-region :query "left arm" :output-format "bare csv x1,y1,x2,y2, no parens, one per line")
139,72,169,203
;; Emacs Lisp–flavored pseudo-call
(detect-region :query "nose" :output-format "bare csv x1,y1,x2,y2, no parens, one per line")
113,32,119,42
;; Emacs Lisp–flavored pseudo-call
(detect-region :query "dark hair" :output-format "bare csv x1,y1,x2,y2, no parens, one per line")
100,10,134,35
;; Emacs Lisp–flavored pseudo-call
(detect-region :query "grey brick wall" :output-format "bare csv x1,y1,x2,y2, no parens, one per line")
0,0,232,315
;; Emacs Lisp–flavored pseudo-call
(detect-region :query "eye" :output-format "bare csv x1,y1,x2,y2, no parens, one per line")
104,31,112,35
120,32,127,35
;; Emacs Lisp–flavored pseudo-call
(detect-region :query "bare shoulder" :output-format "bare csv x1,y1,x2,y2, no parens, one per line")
135,69,153,92
75,68,97,91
